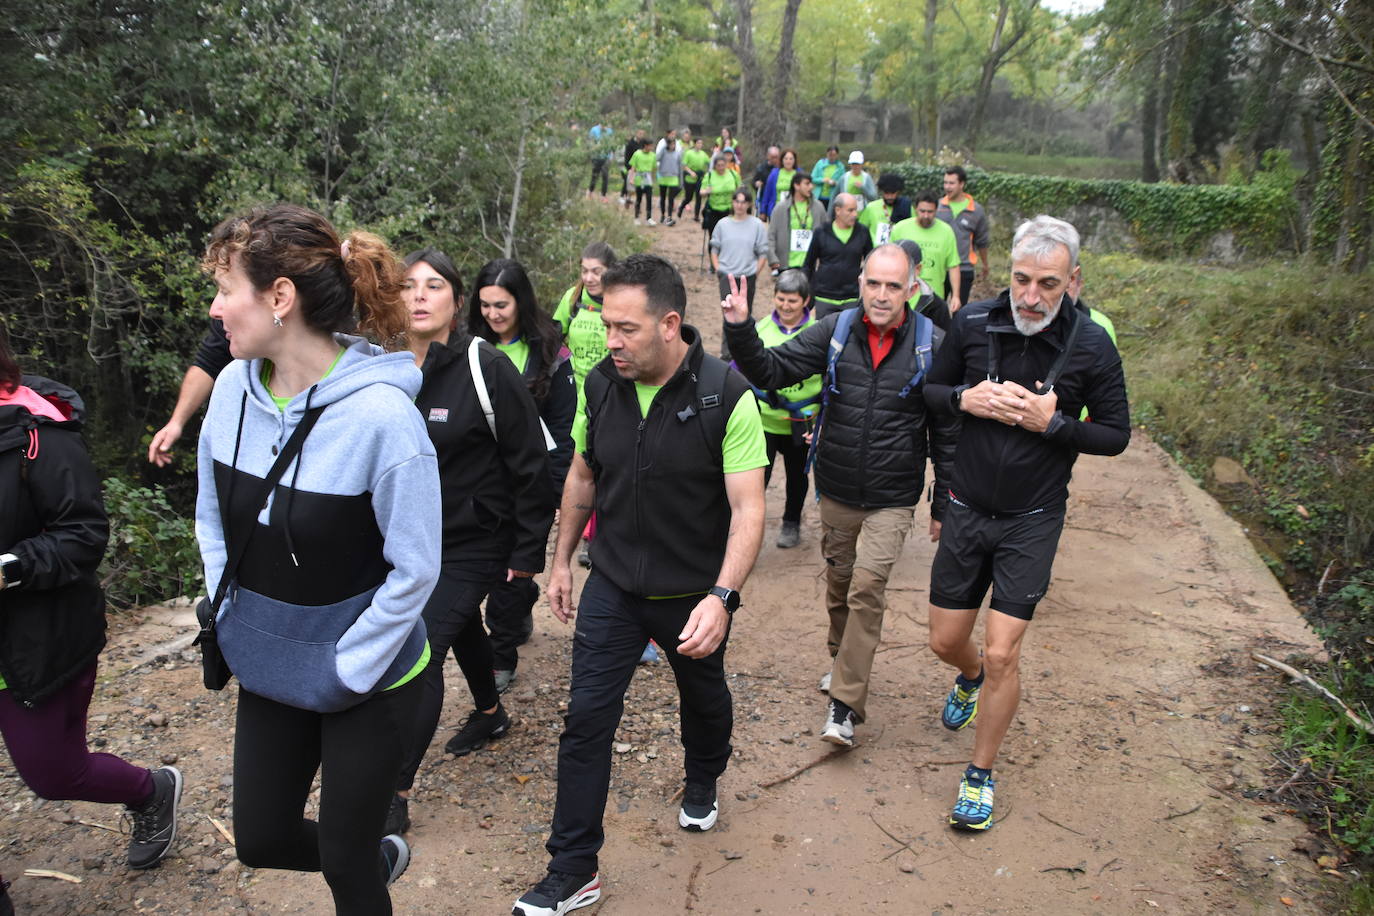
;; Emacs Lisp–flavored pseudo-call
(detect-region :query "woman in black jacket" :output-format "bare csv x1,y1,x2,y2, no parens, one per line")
387,250,555,836
469,258,575,692
0,323,183,907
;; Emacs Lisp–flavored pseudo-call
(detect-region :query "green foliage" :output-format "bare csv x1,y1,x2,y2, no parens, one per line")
888,164,1291,254
99,478,203,610
976,152,1140,181
1281,690,1374,857
1087,253,1373,580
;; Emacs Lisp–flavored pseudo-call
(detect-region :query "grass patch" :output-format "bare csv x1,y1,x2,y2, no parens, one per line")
1089,251,1374,891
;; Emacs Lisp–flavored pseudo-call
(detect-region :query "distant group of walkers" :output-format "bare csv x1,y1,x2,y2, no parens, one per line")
0,119,1131,915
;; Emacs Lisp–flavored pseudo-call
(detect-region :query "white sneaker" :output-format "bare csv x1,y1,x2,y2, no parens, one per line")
820,699,856,747
646,218,656,226
818,671,832,693
634,218,641,225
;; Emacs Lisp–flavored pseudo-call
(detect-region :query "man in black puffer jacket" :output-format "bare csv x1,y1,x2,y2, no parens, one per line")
724,244,959,747
921,215,1130,834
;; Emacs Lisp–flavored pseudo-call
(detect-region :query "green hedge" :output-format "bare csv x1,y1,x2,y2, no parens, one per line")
886,164,1291,256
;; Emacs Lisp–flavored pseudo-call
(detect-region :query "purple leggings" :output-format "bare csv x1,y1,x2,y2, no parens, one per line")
0,662,152,806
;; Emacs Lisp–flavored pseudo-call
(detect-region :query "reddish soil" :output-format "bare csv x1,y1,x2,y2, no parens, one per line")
0,214,1338,915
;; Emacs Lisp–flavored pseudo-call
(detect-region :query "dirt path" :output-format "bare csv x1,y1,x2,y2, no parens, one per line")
0,216,1337,914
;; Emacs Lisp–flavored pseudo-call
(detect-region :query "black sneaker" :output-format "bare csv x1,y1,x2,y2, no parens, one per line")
820,698,857,747
126,766,182,868
678,781,718,831
384,793,410,836
513,869,601,916
444,703,512,756
0,877,13,916
380,834,410,886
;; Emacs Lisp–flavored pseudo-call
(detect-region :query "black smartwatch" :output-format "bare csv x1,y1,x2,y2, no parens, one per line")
708,585,741,614
950,385,969,413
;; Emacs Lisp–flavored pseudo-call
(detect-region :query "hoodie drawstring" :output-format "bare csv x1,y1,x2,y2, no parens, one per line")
282,385,317,568
24,429,38,460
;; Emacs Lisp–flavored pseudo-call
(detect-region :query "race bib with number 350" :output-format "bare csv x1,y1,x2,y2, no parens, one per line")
790,229,812,253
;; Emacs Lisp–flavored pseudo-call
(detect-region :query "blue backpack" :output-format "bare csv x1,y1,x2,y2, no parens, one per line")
805,307,934,474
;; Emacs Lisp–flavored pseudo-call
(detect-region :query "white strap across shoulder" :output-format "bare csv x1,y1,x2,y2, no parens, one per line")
468,337,558,451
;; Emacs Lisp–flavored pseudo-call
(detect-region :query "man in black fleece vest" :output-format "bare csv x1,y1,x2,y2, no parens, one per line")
515,254,767,916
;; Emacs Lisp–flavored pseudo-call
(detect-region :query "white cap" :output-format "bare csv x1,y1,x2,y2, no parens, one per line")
848,150,864,164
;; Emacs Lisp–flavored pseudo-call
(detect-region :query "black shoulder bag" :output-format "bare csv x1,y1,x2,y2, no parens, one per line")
193,401,325,690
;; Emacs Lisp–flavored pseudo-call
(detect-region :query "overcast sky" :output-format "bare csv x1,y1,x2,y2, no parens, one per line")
1043,0,1103,14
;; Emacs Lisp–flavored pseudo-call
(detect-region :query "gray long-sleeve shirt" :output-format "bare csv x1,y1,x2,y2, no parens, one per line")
710,215,769,277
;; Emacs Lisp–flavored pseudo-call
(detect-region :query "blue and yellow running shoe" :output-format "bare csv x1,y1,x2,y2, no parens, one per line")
940,675,980,731
949,768,995,831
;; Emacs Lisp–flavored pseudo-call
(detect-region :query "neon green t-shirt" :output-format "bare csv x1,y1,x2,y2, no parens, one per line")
753,312,822,435
846,172,867,196
630,149,657,187
833,225,854,245
683,149,712,178
774,168,795,200
495,338,530,374
785,203,818,268
890,217,960,291
572,379,768,474
858,199,895,245
946,196,970,218
703,168,741,211
553,285,609,399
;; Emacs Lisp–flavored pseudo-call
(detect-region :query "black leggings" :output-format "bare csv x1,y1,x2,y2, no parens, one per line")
233,677,420,916
659,186,679,220
588,158,609,194
398,564,501,791
764,431,811,522
679,179,703,218
635,186,654,219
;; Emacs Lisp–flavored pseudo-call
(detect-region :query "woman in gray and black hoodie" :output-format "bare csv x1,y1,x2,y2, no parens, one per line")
196,205,440,914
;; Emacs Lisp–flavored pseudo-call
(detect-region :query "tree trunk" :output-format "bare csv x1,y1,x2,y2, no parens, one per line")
922,0,939,150
1141,51,1161,182
968,0,1011,156
503,126,527,258
770,0,803,144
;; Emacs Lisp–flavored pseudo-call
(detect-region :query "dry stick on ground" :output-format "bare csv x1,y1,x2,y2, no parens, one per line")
684,860,703,911
1037,811,1086,836
869,812,915,860
1252,652,1374,737
1098,856,1122,875
1163,803,1202,820
759,747,853,789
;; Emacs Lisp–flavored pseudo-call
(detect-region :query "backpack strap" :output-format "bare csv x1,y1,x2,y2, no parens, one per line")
804,308,860,473
468,337,499,441
898,313,935,399
684,356,731,465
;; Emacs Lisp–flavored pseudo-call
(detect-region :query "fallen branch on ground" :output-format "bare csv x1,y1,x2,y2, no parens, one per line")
1038,811,1085,835
1252,652,1374,737
23,869,81,884
1163,803,1202,820
759,747,852,789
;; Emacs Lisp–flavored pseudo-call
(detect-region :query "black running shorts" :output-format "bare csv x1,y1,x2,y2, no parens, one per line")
929,498,1067,620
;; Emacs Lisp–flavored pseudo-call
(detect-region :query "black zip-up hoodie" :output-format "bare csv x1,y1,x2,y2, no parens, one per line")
505,334,576,495
923,292,1131,515
416,333,555,573
583,326,755,597
0,377,109,705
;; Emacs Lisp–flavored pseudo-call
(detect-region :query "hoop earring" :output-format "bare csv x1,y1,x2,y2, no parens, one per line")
273,314,283,328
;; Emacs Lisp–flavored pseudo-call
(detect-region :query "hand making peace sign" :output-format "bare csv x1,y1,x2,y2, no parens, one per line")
720,273,751,324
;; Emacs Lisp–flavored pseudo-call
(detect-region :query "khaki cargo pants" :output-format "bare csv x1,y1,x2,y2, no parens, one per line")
819,495,916,722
